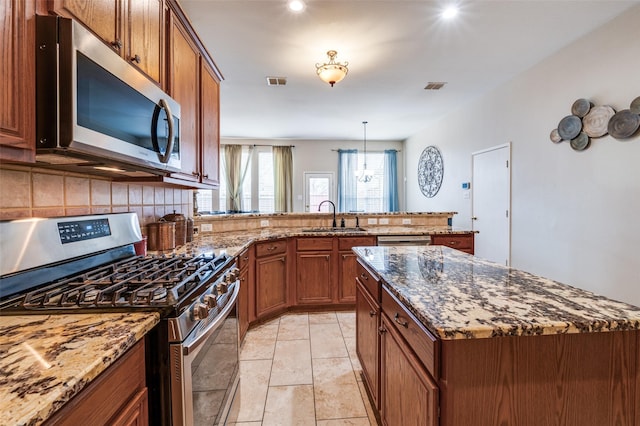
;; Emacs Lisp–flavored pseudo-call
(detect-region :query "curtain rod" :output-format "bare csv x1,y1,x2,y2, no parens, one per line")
221,143,295,148
331,149,401,152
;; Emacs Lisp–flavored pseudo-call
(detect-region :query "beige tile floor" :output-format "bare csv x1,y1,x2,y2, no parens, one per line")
226,311,378,426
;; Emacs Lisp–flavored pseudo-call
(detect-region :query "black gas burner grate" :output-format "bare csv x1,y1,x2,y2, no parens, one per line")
18,253,230,309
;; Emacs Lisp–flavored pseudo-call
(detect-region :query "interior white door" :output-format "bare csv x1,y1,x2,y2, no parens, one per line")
304,172,334,212
471,143,511,265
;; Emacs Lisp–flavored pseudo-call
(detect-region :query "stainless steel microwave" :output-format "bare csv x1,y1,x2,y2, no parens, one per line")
35,15,181,176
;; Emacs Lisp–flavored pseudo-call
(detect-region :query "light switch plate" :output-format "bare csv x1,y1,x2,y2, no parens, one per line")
201,223,213,232
379,218,389,225
367,218,378,225
402,218,411,225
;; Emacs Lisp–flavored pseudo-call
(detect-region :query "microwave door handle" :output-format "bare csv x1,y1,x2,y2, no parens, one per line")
151,99,175,164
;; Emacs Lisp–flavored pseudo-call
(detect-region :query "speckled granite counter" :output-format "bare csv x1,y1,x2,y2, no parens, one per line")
162,226,474,258
0,313,159,426
353,245,640,340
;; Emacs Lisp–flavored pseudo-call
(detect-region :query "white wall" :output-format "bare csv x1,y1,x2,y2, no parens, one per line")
405,6,640,305
221,138,405,212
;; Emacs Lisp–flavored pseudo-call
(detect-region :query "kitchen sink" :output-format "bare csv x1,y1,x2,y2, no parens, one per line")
302,227,367,233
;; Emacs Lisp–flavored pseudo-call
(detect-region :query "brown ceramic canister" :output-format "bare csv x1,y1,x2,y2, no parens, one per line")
147,220,176,251
162,211,187,247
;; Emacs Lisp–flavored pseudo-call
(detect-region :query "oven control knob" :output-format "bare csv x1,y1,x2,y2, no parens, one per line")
217,282,228,294
203,293,217,308
191,303,210,321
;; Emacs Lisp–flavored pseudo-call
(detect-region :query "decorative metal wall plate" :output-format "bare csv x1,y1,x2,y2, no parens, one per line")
418,146,444,198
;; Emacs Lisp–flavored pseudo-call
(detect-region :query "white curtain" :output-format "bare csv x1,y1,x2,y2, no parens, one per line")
224,145,252,212
337,149,358,212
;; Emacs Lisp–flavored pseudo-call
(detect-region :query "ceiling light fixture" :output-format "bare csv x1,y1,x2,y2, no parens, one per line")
288,0,305,12
315,50,349,87
356,121,373,183
442,5,459,20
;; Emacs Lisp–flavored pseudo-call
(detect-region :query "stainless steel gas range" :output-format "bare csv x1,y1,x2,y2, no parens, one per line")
0,213,240,425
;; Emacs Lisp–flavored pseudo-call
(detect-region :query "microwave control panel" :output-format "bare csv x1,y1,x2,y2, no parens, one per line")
57,219,112,244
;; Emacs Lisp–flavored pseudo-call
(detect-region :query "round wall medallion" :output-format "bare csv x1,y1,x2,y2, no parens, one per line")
418,146,444,198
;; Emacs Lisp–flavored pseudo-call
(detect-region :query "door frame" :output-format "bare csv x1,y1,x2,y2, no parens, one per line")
303,172,335,212
471,142,512,266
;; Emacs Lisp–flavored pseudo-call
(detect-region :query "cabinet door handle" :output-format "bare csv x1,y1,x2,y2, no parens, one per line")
192,171,201,178
111,39,122,50
325,255,330,261
130,54,141,63
280,257,285,263
360,273,368,281
369,310,376,317
342,255,347,260
394,313,409,328
242,256,249,261
378,326,387,334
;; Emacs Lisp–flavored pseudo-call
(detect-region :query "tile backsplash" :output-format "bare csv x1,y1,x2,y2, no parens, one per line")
0,165,192,230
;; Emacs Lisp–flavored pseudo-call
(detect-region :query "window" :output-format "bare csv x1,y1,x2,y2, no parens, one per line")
354,152,385,212
194,146,274,214
338,150,398,213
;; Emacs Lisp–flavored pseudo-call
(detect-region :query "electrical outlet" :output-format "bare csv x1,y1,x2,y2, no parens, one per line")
402,218,411,225
260,220,270,227
367,218,378,225
201,223,213,232
379,218,389,225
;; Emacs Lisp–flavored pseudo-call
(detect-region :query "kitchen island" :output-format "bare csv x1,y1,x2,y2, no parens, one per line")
353,245,640,426
0,313,159,426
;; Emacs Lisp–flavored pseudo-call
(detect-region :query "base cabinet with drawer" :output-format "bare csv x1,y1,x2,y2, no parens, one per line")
254,239,288,318
430,233,474,255
296,237,334,305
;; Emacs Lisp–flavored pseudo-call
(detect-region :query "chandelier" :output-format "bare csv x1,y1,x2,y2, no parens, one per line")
315,50,348,87
356,121,373,183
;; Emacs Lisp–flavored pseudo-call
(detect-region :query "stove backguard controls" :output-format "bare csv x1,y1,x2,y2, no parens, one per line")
57,218,112,244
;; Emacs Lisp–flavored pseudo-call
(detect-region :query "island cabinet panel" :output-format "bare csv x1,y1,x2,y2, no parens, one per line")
380,313,438,426
44,339,147,426
255,240,288,318
0,0,36,162
439,330,639,426
356,279,380,410
381,287,439,378
430,233,474,255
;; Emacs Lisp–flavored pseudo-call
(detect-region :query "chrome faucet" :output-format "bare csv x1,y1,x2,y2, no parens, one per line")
318,200,337,228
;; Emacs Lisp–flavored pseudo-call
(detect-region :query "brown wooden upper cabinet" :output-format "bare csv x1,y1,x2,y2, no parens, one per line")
0,0,36,162
167,12,200,183
199,59,221,187
49,0,164,86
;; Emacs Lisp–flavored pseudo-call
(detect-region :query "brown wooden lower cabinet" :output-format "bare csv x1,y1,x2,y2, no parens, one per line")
380,313,438,426
430,233,474,255
356,280,380,409
44,339,148,426
255,239,288,318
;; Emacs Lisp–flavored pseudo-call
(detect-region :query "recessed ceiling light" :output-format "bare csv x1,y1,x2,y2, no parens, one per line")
441,5,459,20
288,0,305,12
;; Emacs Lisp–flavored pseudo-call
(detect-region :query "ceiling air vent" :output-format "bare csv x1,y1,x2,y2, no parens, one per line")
266,76,287,86
424,82,447,90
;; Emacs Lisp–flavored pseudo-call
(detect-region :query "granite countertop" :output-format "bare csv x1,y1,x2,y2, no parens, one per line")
353,245,640,340
162,226,474,258
0,313,159,426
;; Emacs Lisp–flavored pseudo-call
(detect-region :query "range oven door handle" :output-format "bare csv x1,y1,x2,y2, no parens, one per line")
182,281,239,356
151,98,175,164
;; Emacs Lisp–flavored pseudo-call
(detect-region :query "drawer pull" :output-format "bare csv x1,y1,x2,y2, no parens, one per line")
267,246,276,251
378,326,387,334
394,313,409,328
449,241,458,245
242,256,249,260
369,310,376,317
360,273,368,281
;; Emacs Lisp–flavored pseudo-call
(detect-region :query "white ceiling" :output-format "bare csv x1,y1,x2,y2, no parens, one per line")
179,0,638,141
